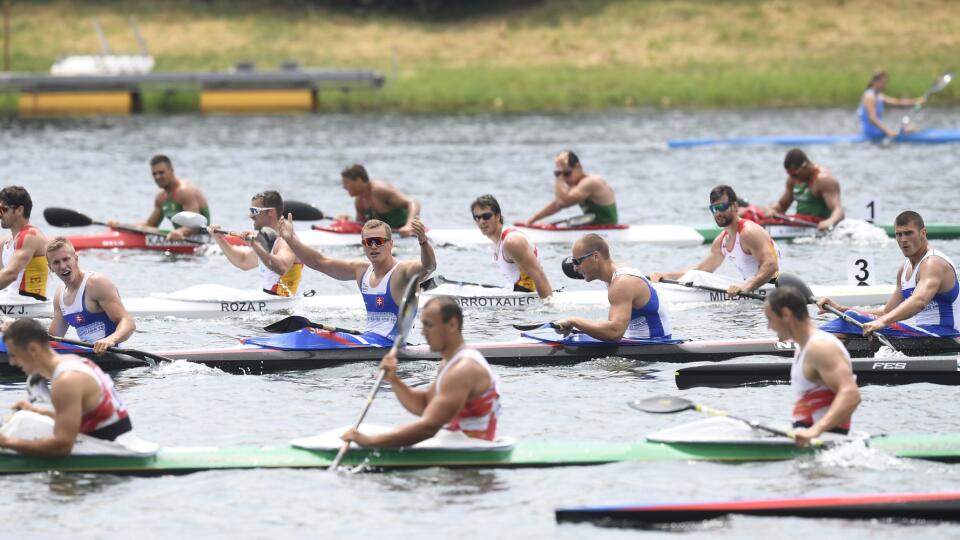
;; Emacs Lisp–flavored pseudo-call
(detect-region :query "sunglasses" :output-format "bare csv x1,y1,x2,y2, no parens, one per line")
473,211,495,222
571,250,597,267
553,169,573,178
362,236,391,248
708,201,733,214
249,207,273,217
786,162,808,178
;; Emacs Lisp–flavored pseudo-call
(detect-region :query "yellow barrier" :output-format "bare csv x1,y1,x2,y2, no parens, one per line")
200,89,314,113
19,92,132,115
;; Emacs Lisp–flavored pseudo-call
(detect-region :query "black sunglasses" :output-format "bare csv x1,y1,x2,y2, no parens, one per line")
554,169,573,178
473,211,495,222
571,250,597,267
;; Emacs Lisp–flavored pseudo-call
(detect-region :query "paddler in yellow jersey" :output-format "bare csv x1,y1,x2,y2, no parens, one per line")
208,190,303,297
524,150,618,226
764,286,860,447
339,164,422,238
471,194,553,300
0,186,49,301
743,149,844,231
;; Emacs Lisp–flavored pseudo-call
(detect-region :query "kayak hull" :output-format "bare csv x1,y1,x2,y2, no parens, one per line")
668,128,960,148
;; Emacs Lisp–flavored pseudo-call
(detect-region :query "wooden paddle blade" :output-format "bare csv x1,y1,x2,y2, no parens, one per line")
171,211,209,229
284,200,326,221
43,207,94,227
628,395,695,414
775,273,815,301
263,315,313,333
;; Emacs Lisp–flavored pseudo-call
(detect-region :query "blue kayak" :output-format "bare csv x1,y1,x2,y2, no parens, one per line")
668,128,960,148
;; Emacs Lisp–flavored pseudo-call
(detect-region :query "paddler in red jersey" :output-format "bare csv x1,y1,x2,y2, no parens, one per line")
764,287,860,447
740,149,844,231
341,296,502,446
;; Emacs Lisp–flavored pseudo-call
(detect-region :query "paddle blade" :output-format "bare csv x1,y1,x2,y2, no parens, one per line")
512,322,555,331
561,257,584,280
257,227,278,251
628,395,695,414
263,315,313,333
931,72,954,93
26,374,51,403
284,200,326,221
393,275,421,347
775,273,815,301
171,211,209,229
43,207,94,227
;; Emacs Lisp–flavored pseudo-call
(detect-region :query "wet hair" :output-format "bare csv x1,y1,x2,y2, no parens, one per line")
575,233,610,259
253,190,283,215
765,286,810,320
341,164,370,182
425,296,463,331
150,155,173,168
867,70,888,89
362,218,392,239
0,185,33,218
470,194,504,224
3,317,51,348
45,236,76,256
783,149,809,170
894,210,925,230
709,185,738,204
558,150,580,169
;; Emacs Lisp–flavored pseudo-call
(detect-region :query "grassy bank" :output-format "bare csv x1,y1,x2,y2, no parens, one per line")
2,0,958,112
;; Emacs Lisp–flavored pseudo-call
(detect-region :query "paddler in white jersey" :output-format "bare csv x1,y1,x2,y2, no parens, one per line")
650,185,780,298
46,237,135,354
470,194,553,299
208,190,303,297
0,318,144,456
764,287,860,447
342,296,502,446
818,211,960,337
0,186,49,301
553,234,672,340
278,216,436,343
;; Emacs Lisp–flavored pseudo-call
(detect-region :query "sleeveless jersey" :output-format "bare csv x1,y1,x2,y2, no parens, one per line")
612,267,672,339
900,249,960,331
495,228,539,292
720,220,781,281
58,272,118,343
792,175,830,219
1,224,48,300
362,206,408,229
161,183,210,226
791,330,854,432
359,263,402,339
52,358,131,440
259,242,303,297
857,88,886,139
436,347,501,441
578,199,618,225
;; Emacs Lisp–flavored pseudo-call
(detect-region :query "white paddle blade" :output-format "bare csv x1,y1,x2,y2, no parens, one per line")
171,211,209,229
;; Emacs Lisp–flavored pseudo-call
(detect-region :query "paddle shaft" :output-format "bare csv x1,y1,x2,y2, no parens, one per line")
817,303,898,351
657,278,766,300
771,213,818,228
902,72,953,128
101,221,206,246
328,350,393,470
48,335,164,366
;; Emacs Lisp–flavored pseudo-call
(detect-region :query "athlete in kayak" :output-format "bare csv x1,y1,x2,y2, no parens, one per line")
553,234,671,340
817,210,960,337
858,71,925,139
0,318,144,456
650,185,781,297
0,186,49,301
110,155,211,241
740,149,844,231
278,215,436,343
339,164,421,237
525,150,618,226
764,286,860,447
208,190,303,297
46,238,135,354
471,194,552,299
341,296,501,446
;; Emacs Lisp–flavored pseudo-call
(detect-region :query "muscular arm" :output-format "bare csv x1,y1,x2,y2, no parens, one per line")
503,236,552,299
88,275,135,348
0,234,44,290
737,227,779,291
820,267,903,316
768,180,794,215
561,277,643,341
864,93,896,137
874,259,949,326
48,289,69,337
816,176,844,229
210,229,258,270
250,237,295,276
382,186,420,230
0,373,84,457
140,192,165,228
651,239,725,282
797,340,860,441
395,221,437,288
554,177,596,207
283,221,365,281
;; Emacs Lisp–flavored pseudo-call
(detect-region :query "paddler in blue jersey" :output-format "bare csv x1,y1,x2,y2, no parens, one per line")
553,234,672,340
46,237,135,354
764,287,860,447
817,211,960,338
858,71,925,139
524,150,618,226
278,216,436,344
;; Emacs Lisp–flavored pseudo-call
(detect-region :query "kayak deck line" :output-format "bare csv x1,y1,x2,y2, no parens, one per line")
668,128,960,149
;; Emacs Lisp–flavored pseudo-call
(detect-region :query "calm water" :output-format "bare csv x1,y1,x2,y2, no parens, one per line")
1,108,959,538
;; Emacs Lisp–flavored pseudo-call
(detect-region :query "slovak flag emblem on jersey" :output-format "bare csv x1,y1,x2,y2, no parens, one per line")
376,296,385,309
75,314,85,324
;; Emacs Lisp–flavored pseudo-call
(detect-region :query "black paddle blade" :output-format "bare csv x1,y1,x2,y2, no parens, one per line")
284,200,326,221
628,395,695,414
775,273,815,301
393,275,421,347
257,227,278,251
561,257,584,280
512,322,555,331
263,315,314,333
44,207,94,227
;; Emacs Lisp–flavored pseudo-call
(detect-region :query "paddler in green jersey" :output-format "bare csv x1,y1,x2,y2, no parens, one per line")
525,150,618,226
111,155,211,241
757,149,844,232
339,164,422,238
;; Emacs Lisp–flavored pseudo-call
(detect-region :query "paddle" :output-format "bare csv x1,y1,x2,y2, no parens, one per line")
263,316,362,336
48,335,165,367
658,277,767,300
420,274,502,291
328,274,421,471
901,72,954,130
43,207,205,245
771,212,818,229
776,273,899,352
550,213,595,228
512,322,556,331
629,395,824,447
175,212,277,251
26,374,51,403
283,200,327,221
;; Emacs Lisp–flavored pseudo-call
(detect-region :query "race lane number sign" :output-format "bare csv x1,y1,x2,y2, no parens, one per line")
849,197,882,224
848,255,875,286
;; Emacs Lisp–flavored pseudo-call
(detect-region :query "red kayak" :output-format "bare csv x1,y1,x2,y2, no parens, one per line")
514,221,628,231
66,229,243,255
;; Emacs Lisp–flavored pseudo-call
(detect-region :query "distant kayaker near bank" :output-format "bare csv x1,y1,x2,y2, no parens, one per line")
858,71,925,139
